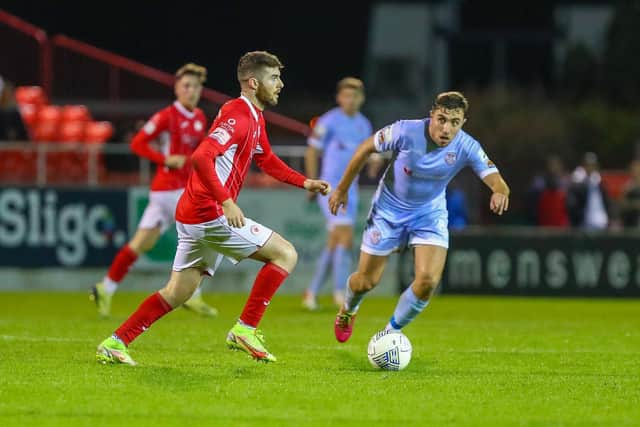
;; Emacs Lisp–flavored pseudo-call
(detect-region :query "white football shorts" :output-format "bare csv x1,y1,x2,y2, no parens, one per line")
138,189,184,233
172,216,274,276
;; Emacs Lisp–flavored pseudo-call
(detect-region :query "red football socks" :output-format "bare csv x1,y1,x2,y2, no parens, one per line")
239,263,289,328
107,245,138,283
115,292,173,345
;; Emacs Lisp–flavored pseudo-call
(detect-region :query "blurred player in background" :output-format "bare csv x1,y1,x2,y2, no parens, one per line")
329,91,510,342
90,63,217,318
302,77,372,310
95,51,330,365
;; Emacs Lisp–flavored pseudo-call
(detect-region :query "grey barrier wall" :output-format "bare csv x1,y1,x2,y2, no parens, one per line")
2,186,639,296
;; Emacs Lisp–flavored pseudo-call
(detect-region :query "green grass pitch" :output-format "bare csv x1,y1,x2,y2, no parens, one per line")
0,292,638,427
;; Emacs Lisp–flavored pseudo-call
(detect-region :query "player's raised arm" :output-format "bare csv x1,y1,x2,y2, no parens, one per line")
328,136,377,215
190,111,248,227
483,172,510,215
254,132,331,195
465,138,510,216
131,111,186,169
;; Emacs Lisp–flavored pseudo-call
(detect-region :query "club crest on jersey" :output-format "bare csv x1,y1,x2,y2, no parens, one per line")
445,152,457,165
251,225,261,235
369,228,382,245
194,120,203,131
210,127,231,145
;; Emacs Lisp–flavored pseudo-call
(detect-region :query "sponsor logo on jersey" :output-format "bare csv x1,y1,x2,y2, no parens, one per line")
180,121,189,129
445,152,457,165
210,127,231,145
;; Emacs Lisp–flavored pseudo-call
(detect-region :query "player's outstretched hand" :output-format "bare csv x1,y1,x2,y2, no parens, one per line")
490,192,509,215
222,199,245,228
328,189,348,215
165,154,187,169
304,179,331,196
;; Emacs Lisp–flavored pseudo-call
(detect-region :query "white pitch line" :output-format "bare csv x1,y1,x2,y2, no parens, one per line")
0,335,91,343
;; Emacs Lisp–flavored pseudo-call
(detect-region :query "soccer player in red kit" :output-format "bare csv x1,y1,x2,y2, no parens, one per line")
96,51,331,365
90,63,217,318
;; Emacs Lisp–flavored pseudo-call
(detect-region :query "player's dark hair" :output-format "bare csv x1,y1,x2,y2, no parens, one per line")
337,77,364,93
237,51,284,82
432,91,469,116
175,63,207,83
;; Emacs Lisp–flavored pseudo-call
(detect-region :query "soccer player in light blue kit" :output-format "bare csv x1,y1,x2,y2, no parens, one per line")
329,92,510,342
302,77,373,310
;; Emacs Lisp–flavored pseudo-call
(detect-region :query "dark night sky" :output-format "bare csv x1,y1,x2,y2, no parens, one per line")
3,1,615,100
3,1,373,98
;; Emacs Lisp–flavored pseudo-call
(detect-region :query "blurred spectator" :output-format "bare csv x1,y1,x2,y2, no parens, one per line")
567,152,611,230
446,186,469,230
527,155,570,227
0,75,28,140
619,159,640,228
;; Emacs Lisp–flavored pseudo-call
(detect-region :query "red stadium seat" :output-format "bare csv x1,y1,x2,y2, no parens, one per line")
84,121,113,143
37,105,62,124
61,105,92,122
59,121,86,142
18,104,39,127
15,86,47,106
33,121,59,142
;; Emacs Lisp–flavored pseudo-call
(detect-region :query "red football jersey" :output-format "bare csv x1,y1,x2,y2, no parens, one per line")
176,95,306,224
131,101,207,191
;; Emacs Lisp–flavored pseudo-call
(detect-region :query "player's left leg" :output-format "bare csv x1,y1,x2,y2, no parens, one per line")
386,244,447,331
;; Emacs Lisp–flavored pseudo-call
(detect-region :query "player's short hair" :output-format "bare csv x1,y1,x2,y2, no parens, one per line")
237,51,284,82
432,91,469,116
337,77,364,93
175,63,207,84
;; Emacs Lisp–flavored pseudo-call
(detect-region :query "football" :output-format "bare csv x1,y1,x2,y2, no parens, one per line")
367,330,412,371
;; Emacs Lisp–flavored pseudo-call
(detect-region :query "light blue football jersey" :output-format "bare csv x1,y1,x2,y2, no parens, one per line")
308,107,372,189
372,118,498,217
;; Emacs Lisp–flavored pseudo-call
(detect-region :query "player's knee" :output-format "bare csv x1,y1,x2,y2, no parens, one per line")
161,271,199,306
276,240,298,270
414,271,441,293
352,272,377,292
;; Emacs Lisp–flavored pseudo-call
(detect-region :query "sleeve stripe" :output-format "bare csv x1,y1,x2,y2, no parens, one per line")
307,138,324,149
478,169,499,179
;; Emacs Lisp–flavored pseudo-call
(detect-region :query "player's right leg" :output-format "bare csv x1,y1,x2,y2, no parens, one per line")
334,207,400,342
334,251,388,342
303,230,335,311
96,267,202,365
330,224,354,308
91,226,161,317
